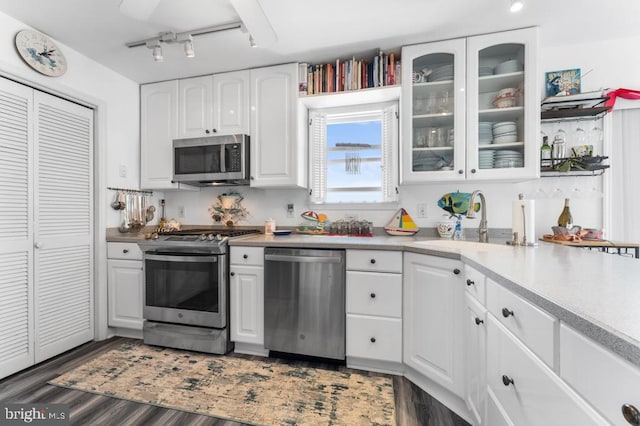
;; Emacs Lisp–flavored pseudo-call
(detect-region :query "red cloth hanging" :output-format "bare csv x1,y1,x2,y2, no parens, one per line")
604,88,640,109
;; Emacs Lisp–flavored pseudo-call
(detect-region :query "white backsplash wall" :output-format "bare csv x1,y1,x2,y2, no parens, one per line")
162,177,603,239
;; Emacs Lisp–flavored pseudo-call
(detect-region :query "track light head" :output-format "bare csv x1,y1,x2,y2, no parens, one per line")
510,0,524,12
249,35,257,48
146,40,163,62
182,36,195,58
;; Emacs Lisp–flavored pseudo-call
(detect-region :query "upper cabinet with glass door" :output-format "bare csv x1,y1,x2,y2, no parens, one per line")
401,39,466,183
466,27,539,180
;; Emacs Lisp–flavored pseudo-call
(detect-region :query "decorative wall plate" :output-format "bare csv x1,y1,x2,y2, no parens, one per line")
15,29,67,77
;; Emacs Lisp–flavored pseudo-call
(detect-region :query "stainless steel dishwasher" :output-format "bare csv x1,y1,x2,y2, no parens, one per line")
264,247,345,360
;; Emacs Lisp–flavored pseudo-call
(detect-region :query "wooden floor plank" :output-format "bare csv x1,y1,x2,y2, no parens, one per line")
0,337,469,425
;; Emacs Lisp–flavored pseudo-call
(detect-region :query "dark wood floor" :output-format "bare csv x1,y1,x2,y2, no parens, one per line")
0,337,469,426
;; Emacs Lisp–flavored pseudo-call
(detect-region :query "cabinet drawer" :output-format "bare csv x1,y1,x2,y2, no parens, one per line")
347,250,402,273
560,324,640,426
346,271,401,317
464,264,486,304
230,246,264,266
486,278,557,368
107,242,143,260
347,315,402,362
487,316,607,425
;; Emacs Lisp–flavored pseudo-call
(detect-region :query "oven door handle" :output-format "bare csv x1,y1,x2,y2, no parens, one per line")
265,254,342,263
145,254,219,263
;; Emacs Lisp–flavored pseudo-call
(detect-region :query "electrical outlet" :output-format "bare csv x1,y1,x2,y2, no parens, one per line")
287,203,294,218
417,203,426,218
178,206,186,218
118,164,127,178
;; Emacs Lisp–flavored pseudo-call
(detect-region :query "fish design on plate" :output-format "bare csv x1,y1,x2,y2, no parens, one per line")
437,191,481,216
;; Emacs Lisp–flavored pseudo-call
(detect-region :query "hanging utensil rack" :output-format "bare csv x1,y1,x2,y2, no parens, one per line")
107,186,153,195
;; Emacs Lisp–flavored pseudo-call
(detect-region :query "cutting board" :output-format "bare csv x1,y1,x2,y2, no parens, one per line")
539,235,640,248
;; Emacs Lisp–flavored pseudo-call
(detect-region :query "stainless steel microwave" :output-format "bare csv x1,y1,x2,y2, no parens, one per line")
172,134,249,186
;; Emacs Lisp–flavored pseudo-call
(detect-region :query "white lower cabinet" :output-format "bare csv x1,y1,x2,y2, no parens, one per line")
465,292,487,425
403,252,465,397
486,315,607,425
107,243,143,332
560,323,640,426
346,250,403,374
229,246,266,356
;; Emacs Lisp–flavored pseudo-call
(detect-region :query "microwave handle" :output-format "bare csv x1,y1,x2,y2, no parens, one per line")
220,143,227,173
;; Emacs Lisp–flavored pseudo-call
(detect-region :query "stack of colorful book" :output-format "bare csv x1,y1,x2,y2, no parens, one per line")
299,50,401,96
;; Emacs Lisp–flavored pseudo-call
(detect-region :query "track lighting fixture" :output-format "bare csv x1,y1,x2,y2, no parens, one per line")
249,35,257,48
127,22,243,62
510,0,524,12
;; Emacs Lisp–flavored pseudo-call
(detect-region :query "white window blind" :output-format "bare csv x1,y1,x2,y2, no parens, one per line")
308,101,398,205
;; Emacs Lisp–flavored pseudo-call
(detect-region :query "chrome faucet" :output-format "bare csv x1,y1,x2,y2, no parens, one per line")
467,190,488,243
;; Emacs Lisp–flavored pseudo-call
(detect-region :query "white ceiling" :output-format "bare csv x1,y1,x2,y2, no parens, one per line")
0,0,639,84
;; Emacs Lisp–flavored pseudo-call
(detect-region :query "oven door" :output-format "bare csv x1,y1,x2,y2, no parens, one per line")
143,252,226,328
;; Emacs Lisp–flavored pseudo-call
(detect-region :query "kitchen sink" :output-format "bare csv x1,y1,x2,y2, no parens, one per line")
412,239,514,252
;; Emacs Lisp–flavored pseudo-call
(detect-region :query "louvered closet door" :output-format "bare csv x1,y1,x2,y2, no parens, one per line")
33,92,94,362
0,79,34,378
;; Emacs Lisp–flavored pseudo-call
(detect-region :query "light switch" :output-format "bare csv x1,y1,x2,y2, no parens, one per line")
119,164,127,178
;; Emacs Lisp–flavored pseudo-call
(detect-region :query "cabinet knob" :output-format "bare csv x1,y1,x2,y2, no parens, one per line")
205,129,210,134
370,337,376,343
370,258,376,264
502,375,514,387
34,242,42,249
453,268,461,275
250,176,254,180
243,254,248,259
370,293,376,299
458,169,464,174
502,307,514,318
471,168,477,174
466,279,475,286
230,272,235,276
123,249,129,254
212,128,217,133
622,404,640,425
475,317,484,325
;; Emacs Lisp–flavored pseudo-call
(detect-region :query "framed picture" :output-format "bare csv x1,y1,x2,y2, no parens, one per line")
545,68,581,97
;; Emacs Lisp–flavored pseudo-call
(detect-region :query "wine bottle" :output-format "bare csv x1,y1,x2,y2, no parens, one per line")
557,198,573,228
541,136,552,167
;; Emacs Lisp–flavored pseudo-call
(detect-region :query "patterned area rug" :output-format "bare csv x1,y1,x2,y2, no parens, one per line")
49,343,396,425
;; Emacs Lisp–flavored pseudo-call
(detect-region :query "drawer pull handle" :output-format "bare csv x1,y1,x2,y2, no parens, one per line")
453,268,461,275
370,337,376,343
622,404,640,425
474,317,484,325
370,258,376,264
243,254,248,259
230,272,235,276
370,293,376,299
123,249,129,253
502,375,514,387
466,279,475,286
502,307,514,318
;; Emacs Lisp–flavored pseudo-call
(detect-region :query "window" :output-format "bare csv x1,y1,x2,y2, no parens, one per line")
309,101,399,205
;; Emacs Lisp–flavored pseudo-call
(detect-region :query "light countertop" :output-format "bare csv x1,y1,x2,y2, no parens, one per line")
230,233,640,368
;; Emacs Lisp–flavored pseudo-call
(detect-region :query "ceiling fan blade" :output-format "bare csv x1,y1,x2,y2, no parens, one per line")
119,0,162,21
229,0,277,46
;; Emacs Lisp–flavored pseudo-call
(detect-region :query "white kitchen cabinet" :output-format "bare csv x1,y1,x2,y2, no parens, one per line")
229,246,267,356
249,63,305,188
0,78,94,380
560,323,640,426
141,80,188,190
401,27,539,183
107,243,143,331
486,315,607,425
465,292,487,425
403,252,465,397
177,71,250,139
346,250,403,374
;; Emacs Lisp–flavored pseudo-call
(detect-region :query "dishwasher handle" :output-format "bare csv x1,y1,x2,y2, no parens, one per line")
265,254,343,264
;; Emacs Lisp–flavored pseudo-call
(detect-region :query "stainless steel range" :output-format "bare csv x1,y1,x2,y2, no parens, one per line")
138,228,260,354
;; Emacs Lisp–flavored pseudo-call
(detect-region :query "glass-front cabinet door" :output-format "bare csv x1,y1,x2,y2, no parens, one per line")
466,28,539,180
401,39,466,183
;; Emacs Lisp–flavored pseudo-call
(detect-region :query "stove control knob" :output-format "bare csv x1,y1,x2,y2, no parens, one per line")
215,234,223,241
199,234,207,241
207,234,216,241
